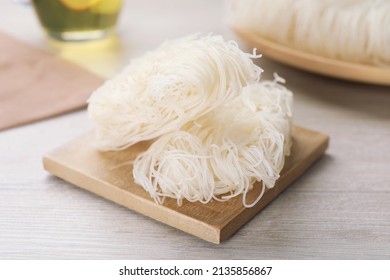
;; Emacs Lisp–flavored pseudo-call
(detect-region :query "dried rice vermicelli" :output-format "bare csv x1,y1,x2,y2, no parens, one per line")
88,34,262,151
133,77,293,208
229,0,390,66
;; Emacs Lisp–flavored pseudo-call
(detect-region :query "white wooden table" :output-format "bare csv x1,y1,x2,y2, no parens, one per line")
1,0,389,259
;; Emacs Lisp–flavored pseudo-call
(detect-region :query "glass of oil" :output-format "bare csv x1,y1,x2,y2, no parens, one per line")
31,0,123,41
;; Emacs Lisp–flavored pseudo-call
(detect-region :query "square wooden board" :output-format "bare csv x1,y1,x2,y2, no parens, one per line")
43,126,329,244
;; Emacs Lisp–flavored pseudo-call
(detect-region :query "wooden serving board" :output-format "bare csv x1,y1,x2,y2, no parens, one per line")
43,126,329,244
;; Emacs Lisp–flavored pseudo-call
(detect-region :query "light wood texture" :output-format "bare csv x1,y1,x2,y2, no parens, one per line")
233,28,390,86
42,126,329,244
1,0,390,259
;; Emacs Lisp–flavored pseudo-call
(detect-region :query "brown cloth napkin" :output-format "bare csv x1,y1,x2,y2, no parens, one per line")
0,32,104,131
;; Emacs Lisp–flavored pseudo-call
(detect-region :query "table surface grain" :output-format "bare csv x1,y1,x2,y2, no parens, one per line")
1,0,389,260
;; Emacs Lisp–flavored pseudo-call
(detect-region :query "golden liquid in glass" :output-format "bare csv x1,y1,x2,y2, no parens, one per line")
32,0,122,41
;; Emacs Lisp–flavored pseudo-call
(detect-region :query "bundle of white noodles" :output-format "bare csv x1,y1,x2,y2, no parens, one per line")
88,34,262,151
133,78,293,208
230,0,390,66
88,34,294,208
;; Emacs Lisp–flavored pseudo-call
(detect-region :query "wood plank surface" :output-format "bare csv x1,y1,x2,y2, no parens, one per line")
42,126,329,244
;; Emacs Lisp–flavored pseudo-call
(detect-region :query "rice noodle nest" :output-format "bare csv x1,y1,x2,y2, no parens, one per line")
133,79,293,208
88,34,262,151
88,34,294,208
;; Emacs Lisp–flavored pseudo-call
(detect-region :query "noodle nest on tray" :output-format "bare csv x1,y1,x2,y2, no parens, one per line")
88,34,294,208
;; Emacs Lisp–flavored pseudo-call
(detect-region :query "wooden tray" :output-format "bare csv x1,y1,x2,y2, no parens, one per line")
43,126,329,244
233,27,390,86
